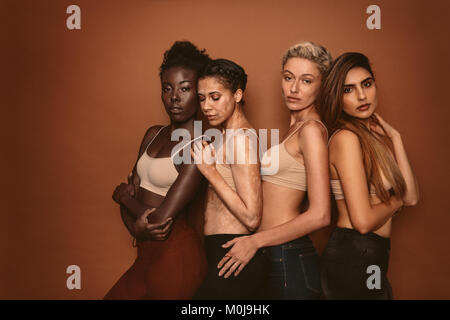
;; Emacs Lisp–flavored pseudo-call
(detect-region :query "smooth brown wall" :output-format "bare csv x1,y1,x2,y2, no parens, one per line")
2,0,449,299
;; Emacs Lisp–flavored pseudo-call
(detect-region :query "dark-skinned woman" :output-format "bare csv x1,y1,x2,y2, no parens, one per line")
105,41,211,299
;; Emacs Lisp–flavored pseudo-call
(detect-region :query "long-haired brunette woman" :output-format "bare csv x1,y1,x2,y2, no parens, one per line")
191,59,269,299
318,52,419,299
105,41,211,299
215,42,333,299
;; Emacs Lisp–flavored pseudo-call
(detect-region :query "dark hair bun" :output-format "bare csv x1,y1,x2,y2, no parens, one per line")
200,58,247,93
159,41,211,78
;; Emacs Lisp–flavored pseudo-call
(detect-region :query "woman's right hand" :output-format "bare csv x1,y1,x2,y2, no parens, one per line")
132,208,174,241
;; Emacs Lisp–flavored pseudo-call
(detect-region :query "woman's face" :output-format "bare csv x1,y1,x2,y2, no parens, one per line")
341,67,377,119
197,76,239,127
161,66,198,123
281,57,322,111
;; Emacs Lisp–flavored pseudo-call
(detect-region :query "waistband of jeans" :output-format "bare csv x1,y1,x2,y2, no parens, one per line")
267,235,314,250
333,227,391,247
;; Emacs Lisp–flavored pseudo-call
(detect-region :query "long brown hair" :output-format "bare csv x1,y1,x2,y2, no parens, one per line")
318,52,406,203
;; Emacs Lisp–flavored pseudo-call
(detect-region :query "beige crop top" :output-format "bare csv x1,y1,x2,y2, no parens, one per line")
136,126,204,196
328,129,392,200
261,119,328,191
330,179,380,200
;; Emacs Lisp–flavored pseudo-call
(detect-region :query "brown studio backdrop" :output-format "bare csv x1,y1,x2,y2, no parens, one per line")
2,0,450,299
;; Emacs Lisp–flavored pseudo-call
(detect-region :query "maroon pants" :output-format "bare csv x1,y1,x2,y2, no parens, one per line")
104,219,207,300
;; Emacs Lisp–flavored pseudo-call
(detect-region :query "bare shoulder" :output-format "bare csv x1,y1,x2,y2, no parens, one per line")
301,120,327,135
297,120,328,145
145,124,165,138
330,129,359,145
138,124,165,154
329,129,362,159
142,124,165,142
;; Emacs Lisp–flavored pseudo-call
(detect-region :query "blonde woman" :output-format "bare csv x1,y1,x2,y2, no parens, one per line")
216,42,333,299
318,52,419,299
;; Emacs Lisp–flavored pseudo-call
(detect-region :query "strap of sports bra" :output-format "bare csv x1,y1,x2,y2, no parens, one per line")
284,119,328,142
143,125,167,152
327,129,342,146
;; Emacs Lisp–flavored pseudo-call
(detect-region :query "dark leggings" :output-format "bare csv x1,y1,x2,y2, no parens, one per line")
320,227,392,300
104,218,207,300
193,234,270,300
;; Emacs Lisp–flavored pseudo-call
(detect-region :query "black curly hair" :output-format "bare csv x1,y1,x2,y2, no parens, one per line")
159,41,211,78
199,58,248,105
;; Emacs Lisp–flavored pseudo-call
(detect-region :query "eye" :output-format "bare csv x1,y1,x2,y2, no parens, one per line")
363,80,373,88
163,87,171,93
344,87,352,94
181,86,191,92
212,94,220,101
198,95,205,102
303,79,312,84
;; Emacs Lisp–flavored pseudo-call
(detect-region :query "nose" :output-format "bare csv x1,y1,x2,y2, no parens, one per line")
171,90,180,103
356,86,367,101
202,98,211,112
290,79,299,94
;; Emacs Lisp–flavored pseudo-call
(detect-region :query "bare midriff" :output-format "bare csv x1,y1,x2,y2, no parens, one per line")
203,187,251,236
335,197,392,238
330,163,392,238
257,181,306,232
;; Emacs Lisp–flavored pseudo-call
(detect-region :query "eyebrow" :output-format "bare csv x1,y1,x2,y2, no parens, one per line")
283,69,316,78
162,80,192,86
197,90,220,95
344,77,374,87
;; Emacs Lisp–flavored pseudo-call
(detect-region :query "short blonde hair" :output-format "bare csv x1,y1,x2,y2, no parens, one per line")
282,41,332,76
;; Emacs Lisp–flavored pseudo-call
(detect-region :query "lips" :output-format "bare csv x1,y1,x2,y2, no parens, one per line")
357,103,371,111
287,96,301,102
169,106,183,114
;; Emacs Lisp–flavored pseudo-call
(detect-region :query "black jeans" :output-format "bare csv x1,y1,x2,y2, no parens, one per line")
320,227,392,300
193,234,270,300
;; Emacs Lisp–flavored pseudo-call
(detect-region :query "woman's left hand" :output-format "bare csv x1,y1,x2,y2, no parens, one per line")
191,140,216,176
217,235,259,278
369,113,399,139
